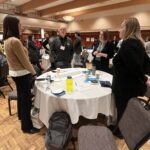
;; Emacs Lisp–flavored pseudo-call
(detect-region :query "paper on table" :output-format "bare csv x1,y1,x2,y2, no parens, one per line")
74,77,95,91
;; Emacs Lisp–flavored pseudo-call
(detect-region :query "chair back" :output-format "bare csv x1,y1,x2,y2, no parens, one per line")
0,53,8,85
119,97,150,150
0,62,8,78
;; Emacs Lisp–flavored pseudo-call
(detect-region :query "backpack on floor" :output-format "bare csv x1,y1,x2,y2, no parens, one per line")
45,111,72,150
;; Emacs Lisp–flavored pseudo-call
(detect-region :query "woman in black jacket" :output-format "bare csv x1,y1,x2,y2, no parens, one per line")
92,30,114,73
112,18,150,132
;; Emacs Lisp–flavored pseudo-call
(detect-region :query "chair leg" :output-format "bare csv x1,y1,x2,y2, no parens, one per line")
0,90,5,98
7,82,13,91
8,98,12,116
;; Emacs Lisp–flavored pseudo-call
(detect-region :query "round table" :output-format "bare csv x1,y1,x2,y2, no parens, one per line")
34,68,115,128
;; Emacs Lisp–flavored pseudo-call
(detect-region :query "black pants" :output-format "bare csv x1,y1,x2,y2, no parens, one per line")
114,85,146,123
114,93,130,123
12,74,33,131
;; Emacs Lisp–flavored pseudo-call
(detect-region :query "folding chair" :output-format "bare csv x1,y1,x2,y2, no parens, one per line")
8,90,17,115
78,98,150,150
0,57,13,98
8,89,35,116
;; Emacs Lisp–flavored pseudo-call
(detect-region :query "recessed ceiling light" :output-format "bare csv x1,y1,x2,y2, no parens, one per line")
63,16,74,22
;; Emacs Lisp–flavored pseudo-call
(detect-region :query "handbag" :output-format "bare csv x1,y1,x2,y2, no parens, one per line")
31,107,44,129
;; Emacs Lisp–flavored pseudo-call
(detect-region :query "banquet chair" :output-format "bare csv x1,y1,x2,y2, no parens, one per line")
0,56,13,98
78,98,150,150
8,90,17,115
8,89,35,116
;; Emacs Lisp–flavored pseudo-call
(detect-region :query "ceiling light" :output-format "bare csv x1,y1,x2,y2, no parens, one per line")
63,16,74,22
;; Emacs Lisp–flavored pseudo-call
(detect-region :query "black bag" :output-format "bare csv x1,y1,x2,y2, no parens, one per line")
45,111,72,150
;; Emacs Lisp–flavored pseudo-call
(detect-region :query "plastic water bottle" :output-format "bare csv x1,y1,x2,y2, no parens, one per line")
45,75,51,90
66,76,73,93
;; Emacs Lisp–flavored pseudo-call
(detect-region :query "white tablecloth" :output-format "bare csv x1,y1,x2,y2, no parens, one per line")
34,68,115,128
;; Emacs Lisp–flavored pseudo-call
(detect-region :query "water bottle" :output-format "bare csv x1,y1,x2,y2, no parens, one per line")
66,76,73,93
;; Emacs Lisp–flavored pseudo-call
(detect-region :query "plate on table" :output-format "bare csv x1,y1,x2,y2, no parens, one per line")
52,89,64,94
51,89,66,97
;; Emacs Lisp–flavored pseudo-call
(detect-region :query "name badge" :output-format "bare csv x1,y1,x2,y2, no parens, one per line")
60,45,65,50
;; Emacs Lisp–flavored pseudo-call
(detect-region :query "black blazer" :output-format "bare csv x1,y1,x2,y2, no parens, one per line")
92,41,114,72
112,38,150,98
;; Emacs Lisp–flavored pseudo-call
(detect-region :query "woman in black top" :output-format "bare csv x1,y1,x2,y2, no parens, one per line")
112,17,150,125
92,30,114,73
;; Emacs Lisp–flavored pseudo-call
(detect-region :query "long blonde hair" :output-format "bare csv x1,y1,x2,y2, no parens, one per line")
123,17,144,46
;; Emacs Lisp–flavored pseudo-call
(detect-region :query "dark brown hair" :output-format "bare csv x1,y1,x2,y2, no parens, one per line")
3,15,20,40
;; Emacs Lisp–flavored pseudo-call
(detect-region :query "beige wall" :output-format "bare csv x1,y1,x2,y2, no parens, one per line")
68,11,150,32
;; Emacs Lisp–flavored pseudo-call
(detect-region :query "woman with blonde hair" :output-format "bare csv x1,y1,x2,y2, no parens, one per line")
112,17,150,137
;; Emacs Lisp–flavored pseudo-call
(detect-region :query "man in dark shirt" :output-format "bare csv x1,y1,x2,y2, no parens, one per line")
51,25,74,68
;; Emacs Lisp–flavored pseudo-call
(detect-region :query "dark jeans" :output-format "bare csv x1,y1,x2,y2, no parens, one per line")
54,61,71,69
12,74,33,131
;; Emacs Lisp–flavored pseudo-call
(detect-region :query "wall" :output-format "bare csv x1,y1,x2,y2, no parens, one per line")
69,30,150,48
68,11,150,32
67,10,150,47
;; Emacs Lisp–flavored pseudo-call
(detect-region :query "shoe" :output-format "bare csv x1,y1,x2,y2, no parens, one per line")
23,127,40,134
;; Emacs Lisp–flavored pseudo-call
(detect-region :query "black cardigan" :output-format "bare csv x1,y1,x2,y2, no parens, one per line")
112,38,150,98
92,41,114,72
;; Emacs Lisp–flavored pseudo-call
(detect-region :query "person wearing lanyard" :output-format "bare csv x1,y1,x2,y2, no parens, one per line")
50,25,74,69
92,30,114,73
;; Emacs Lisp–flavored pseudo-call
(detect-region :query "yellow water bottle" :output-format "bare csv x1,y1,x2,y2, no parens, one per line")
66,76,73,93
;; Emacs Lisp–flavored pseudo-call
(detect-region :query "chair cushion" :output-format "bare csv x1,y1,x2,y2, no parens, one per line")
78,126,118,150
8,90,17,100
